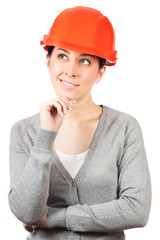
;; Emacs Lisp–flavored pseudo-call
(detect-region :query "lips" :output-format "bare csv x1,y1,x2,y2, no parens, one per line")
60,79,80,86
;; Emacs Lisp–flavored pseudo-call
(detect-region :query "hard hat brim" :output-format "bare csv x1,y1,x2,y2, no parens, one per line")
40,39,117,66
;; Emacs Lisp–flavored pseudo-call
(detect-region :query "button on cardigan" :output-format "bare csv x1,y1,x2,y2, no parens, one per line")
8,105,151,240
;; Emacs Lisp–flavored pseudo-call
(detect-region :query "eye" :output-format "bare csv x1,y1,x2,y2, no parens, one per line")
57,54,68,60
80,58,91,65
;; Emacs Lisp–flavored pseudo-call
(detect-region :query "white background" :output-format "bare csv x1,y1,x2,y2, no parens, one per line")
0,0,159,239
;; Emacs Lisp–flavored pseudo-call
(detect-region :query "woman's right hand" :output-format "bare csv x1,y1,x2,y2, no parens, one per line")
40,96,76,132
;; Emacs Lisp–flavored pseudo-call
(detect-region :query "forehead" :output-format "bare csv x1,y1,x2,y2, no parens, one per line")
55,46,97,59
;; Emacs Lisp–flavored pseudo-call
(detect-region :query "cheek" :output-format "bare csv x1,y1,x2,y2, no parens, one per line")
50,62,62,78
81,69,98,85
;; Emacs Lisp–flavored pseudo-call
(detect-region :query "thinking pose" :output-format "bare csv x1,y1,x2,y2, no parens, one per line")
8,6,151,240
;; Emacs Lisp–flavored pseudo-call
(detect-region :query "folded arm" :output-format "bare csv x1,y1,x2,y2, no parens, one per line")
46,118,151,232
8,124,58,224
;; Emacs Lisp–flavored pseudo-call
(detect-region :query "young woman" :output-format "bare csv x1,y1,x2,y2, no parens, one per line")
8,6,151,240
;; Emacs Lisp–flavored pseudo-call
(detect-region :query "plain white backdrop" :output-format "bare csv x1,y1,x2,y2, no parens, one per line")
1,0,159,239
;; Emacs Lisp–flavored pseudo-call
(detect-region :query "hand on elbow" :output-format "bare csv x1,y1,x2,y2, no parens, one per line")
23,206,50,231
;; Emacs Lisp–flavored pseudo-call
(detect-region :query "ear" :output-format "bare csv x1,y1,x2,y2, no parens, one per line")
95,65,106,84
46,53,50,72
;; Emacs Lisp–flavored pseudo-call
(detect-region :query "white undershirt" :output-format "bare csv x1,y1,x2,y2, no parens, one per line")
54,147,90,178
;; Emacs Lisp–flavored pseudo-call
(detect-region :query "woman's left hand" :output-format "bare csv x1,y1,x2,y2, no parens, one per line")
23,206,50,232
23,223,33,232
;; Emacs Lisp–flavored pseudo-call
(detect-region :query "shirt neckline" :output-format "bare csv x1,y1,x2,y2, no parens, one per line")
54,146,90,157
52,104,109,183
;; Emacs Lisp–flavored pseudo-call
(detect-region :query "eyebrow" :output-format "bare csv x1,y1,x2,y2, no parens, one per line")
57,48,95,59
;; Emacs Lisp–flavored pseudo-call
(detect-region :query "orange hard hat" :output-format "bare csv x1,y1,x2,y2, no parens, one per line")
40,6,117,66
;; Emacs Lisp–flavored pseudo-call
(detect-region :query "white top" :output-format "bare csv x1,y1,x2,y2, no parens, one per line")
54,147,90,178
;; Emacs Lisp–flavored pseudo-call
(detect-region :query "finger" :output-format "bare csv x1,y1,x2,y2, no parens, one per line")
23,223,33,233
59,96,76,105
58,97,73,109
60,96,77,102
51,100,64,116
41,99,63,117
55,97,69,115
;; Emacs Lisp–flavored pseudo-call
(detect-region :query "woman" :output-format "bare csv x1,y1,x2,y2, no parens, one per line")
8,6,151,240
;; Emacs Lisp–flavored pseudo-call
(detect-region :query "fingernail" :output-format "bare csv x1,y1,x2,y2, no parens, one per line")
60,113,63,117
68,107,72,111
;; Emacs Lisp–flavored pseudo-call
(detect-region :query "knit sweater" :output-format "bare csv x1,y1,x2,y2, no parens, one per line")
54,147,90,179
8,105,151,240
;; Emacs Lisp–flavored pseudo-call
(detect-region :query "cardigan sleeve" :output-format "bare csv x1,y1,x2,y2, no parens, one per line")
47,117,151,232
8,123,58,225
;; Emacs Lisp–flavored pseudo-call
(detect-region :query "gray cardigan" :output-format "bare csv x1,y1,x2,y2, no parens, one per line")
8,105,151,240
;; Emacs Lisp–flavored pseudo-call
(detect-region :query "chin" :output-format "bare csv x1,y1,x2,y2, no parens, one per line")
54,89,76,99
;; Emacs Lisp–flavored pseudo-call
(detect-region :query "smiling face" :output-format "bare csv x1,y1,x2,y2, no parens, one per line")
46,46,106,101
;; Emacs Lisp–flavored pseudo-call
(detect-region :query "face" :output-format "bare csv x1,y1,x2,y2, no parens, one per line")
46,46,106,101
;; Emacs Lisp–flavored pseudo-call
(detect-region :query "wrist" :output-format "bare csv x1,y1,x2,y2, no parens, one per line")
35,128,58,149
47,207,67,228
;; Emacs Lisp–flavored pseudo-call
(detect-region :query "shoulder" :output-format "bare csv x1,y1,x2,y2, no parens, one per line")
102,104,143,135
10,112,40,134
9,112,40,151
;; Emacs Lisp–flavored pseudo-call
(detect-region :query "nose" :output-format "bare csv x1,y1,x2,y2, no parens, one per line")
65,60,79,78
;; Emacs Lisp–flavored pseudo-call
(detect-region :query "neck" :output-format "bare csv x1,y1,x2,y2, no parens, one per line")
63,94,101,125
